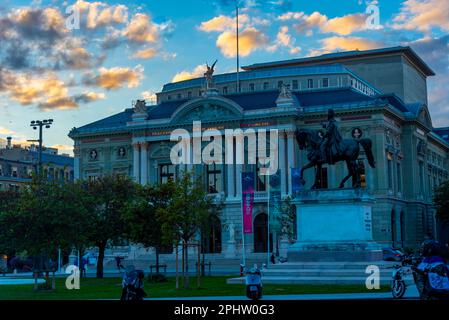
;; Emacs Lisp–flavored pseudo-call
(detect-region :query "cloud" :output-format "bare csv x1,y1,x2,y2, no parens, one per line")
132,47,158,59
172,65,208,82
123,13,159,43
82,65,144,89
309,36,383,56
72,0,128,29
322,14,367,36
392,0,449,32
267,26,301,54
199,14,249,32
0,127,16,135
407,35,449,126
50,144,75,154
278,11,367,36
141,90,157,103
0,69,104,110
217,27,269,57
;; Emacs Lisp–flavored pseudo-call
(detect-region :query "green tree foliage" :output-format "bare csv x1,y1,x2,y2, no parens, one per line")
434,180,449,225
157,171,215,289
123,181,175,274
84,174,139,278
277,195,297,242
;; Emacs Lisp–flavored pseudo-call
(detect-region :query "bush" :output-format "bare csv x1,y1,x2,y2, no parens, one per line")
148,273,167,283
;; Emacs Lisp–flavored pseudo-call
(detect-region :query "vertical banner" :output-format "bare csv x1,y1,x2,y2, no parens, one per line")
291,167,303,194
269,170,282,232
241,172,255,234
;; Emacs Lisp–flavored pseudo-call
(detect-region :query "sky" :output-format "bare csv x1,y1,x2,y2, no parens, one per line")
0,0,448,155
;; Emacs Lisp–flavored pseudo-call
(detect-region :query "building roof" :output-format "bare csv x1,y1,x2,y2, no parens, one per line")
29,151,74,167
162,63,379,93
242,46,435,77
434,127,449,143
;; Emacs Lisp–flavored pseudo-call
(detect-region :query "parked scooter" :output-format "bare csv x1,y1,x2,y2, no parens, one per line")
121,265,146,301
245,265,263,300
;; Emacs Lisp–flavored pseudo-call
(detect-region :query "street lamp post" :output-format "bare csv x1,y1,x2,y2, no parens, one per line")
29,119,54,175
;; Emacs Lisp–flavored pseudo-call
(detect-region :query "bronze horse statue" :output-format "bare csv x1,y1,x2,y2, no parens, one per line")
295,128,376,189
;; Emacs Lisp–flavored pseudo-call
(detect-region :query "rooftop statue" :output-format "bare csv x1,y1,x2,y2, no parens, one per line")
134,99,147,114
295,109,376,189
204,60,217,89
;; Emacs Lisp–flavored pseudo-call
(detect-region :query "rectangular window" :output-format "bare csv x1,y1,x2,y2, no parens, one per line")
0,165,2,176
177,93,182,99
263,82,269,90
322,78,329,88
292,80,298,90
187,91,192,98
11,166,18,178
222,86,228,94
167,95,172,100
277,80,284,89
387,158,393,189
419,161,424,193
249,83,255,92
159,164,175,184
307,79,313,89
255,161,267,191
207,163,222,193
397,162,402,192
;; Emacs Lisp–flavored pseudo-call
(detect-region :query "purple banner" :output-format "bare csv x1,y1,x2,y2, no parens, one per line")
242,172,255,234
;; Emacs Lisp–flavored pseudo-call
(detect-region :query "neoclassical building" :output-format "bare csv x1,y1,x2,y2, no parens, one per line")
69,47,449,259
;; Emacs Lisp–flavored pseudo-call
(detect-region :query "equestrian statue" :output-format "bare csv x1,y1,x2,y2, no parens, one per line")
295,109,376,189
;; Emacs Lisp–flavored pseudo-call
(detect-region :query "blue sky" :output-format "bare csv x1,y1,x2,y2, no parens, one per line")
0,0,448,154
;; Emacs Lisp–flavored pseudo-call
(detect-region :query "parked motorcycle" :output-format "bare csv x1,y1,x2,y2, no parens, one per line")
120,265,146,301
245,266,263,300
391,254,418,298
391,243,449,300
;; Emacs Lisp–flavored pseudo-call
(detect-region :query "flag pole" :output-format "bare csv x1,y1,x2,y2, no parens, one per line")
240,171,246,268
235,0,240,93
267,174,270,267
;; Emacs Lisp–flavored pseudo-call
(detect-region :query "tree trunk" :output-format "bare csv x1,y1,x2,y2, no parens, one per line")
96,242,106,278
197,241,200,288
184,242,189,289
155,246,160,274
181,242,185,286
175,243,179,290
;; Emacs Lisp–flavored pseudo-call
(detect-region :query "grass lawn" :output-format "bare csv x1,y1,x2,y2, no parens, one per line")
0,276,390,300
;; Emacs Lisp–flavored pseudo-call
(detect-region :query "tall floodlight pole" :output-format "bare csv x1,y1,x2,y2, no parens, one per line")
236,0,240,93
29,119,54,175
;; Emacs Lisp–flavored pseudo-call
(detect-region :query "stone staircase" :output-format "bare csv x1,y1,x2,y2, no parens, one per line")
227,261,397,285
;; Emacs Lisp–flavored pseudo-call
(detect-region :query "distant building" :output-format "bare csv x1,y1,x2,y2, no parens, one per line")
0,137,74,191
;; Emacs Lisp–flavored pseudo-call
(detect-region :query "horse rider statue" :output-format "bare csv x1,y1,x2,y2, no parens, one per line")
319,109,343,165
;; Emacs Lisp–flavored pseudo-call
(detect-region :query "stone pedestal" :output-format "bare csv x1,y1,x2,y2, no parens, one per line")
225,241,237,258
288,188,382,262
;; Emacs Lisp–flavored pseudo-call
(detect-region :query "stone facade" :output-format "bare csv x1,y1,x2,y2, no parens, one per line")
69,47,449,260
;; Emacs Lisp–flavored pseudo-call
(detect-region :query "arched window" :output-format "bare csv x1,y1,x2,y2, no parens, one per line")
254,213,273,253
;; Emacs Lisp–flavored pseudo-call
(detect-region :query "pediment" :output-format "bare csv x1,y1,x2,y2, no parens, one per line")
170,97,243,124
417,106,432,128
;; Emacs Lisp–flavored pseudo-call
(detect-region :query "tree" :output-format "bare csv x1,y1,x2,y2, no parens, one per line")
123,181,175,275
434,180,449,225
84,174,139,278
157,171,213,289
0,189,22,257
0,178,79,288
277,195,297,243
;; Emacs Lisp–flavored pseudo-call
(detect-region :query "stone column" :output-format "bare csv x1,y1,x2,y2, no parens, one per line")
226,164,235,199
279,131,287,195
286,130,295,194
140,142,148,185
73,145,81,180
235,164,243,199
133,143,140,182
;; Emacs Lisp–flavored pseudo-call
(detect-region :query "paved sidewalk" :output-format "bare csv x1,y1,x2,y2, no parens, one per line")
145,285,420,300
